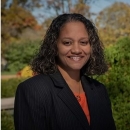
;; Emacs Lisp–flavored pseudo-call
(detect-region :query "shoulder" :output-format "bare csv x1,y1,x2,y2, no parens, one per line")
15,74,53,107
83,75,109,94
84,75,112,105
17,74,52,93
84,75,105,88
21,74,51,85
85,75,111,99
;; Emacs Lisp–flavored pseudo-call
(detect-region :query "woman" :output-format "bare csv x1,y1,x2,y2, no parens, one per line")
14,13,116,130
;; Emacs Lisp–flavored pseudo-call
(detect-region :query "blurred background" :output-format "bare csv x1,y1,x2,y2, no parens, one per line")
1,0,130,130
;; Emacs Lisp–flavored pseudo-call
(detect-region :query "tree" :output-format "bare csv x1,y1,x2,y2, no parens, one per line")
1,0,44,10
46,0,91,17
1,0,44,58
71,0,90,17
95,2,130,45
1,2,38,43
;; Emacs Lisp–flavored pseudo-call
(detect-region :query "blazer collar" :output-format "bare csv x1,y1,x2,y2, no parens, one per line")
49,70,92,130
49,70,66,88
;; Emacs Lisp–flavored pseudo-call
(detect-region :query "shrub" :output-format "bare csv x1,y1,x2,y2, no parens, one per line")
1,78,27,98
1,111,14,130
18,65,34,77
4,40,40,72
96,37,130,130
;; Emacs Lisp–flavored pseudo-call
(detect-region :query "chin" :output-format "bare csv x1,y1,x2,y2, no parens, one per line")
68,65,83,71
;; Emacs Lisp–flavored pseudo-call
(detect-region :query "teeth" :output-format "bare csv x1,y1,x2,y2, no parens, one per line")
70,57,81,61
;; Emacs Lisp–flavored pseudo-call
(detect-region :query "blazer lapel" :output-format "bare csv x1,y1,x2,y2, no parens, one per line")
49,71,90,130
81,75,100,127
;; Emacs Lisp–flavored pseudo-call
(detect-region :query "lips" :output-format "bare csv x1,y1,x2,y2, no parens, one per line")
68,56,83,61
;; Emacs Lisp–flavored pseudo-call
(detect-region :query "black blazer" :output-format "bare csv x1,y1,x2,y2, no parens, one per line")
14,70,116,130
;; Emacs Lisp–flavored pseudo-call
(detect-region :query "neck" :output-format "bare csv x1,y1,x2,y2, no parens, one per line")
57,65,84,95
57,65,80,82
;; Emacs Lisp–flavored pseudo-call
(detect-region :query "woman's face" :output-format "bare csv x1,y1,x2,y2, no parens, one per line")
57,21,91,72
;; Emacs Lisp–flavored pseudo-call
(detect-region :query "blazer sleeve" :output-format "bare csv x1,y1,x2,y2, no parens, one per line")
14,82,48,130
101,83,116,130
91,78,116,130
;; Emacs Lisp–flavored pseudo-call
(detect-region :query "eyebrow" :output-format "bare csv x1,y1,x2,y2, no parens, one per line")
62,37,88,40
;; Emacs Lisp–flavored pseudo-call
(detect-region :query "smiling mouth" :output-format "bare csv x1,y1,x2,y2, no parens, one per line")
68,56,83,61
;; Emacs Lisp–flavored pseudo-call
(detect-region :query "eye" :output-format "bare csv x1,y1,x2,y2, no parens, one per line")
80,41,89,45
63,41,72,46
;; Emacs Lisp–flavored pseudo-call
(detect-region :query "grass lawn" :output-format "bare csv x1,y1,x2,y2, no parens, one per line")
1,71,17,75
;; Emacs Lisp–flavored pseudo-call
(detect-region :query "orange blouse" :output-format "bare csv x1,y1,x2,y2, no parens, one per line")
74,92,90,124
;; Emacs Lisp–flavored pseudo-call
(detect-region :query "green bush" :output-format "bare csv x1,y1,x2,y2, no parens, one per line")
1,78,27,98
4,40,40,72
96,37,130,130
1,78,27,130
1,111,14,130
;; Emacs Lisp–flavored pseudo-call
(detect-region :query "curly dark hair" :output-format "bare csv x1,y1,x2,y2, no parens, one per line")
30,13,108,75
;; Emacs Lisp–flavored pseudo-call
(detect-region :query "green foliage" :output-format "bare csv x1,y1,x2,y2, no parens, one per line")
1,111,14,130
4,40,40,72
112,94,130,130
96,37,130,130
1,78,27,98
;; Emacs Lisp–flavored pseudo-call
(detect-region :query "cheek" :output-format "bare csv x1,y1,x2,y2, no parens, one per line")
57,46,70,56
56,48,67,61
84,45,91,55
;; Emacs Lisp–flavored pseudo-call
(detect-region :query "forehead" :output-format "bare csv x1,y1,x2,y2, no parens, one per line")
59,21,88,38
61,21,86,30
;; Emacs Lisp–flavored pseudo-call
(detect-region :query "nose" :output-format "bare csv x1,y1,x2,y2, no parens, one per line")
71,43,82,54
